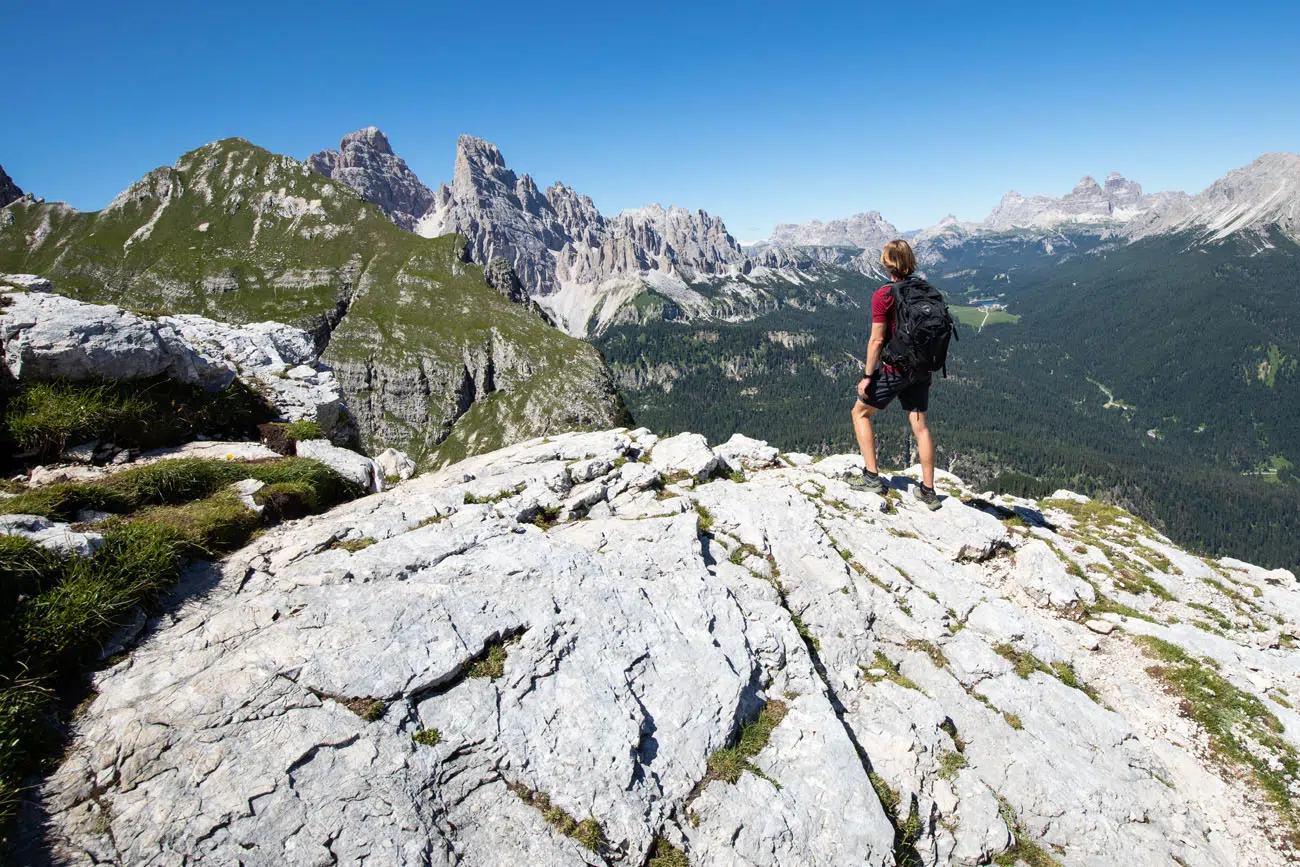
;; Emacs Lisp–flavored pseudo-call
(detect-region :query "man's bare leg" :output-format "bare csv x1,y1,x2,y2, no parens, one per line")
908,409,935,488
851,400,879,472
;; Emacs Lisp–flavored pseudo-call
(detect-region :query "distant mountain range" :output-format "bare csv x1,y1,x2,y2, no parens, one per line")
303,128,1300,336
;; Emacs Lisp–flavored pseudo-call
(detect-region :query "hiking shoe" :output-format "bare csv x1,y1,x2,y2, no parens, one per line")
846,469,886,495
915,484,942,511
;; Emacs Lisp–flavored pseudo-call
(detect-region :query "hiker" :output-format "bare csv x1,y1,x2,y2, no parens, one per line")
847,239,955,509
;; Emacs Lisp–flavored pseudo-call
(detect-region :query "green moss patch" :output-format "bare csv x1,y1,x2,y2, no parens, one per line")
467,635,518,680
413,728,442,747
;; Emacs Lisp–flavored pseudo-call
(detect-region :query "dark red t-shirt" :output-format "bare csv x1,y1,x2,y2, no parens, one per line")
871,284,899,374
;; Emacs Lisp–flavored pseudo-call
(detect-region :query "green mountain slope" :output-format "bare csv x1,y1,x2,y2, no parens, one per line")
597,234,1300,571
0,139,626,464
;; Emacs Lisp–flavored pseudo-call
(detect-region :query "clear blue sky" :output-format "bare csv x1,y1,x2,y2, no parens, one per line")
3,0,1298,238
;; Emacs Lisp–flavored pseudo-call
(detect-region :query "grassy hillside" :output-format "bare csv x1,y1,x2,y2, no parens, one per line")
0,140,624,463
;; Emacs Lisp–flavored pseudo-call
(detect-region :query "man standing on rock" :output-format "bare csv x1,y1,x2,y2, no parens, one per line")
847,239,949,510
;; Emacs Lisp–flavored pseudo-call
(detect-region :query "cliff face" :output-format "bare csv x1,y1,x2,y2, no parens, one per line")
0,139,625,466
0,164,22,208
29,428,1300,866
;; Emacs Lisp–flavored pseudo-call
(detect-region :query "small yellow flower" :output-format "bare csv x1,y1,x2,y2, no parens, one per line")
226,454,234,461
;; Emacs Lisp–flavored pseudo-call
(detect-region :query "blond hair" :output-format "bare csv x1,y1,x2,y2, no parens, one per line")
880,239,916,279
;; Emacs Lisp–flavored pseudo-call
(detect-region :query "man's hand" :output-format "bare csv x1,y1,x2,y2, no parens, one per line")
857,376,871,400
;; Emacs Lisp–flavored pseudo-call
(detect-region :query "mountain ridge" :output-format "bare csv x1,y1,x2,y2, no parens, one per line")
300,128,1300,338
0,137,627,466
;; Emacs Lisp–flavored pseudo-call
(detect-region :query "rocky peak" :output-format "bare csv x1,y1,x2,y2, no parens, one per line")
341,125,393,155
1071,175,1102,194
546,182,605,243
307,127,435,231
28,427,1299,866
1104,172,1144,206
0,164,23,207
451,134,517,204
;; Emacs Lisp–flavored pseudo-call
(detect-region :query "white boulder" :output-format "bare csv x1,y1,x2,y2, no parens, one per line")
0,513,104,558
296,439,385,493
0,289,231,387
375,447,417,481
649,432,720,480
713,433,781,473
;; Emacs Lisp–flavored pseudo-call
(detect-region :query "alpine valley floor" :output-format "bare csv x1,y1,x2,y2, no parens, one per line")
13,429,1299,867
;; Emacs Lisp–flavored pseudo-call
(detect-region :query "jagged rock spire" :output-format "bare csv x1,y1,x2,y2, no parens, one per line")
0,164,24,207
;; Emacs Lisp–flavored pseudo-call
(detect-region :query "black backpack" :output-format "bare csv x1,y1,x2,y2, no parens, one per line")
881,276,958,376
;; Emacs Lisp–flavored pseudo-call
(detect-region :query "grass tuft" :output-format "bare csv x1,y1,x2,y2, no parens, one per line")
705,699,789,785
937,749,968,780
863,650,922,692
506,781,605,852
695,505,714,534
906,638,948,669
413,728,442,747
339,696,386,721
1134,635,1299,843
331,537,376,553
4,377,274,460
647,836,689,867
467,637,515,680
993,797,1062,866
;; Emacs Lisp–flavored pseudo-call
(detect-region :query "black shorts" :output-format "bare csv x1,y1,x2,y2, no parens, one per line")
857,369,932,413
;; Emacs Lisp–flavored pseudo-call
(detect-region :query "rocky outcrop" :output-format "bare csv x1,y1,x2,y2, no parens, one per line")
768,210,901,250
295,438,385,493
307,127,437,232
482,256,526,303
30,428,1299,866
0,164,22,208
1,280,346,437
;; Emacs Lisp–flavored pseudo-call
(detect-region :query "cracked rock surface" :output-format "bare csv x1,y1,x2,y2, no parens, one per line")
27,429,1300,866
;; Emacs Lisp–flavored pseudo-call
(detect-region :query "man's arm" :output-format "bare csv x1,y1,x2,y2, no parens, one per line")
864,321,889,376
857,321,890,399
